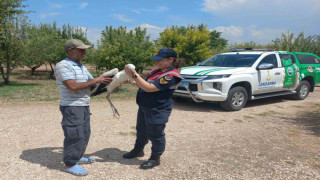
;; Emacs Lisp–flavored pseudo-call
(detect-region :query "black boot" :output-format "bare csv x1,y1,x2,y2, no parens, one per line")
123,147,144,159
139,153,160,169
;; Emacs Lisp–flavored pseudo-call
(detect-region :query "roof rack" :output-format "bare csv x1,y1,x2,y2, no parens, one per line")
231,48,276,52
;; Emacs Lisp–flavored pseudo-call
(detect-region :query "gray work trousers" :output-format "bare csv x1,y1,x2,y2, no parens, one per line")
60,106,91,166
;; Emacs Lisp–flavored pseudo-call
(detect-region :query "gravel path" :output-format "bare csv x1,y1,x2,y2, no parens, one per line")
1,87,320,179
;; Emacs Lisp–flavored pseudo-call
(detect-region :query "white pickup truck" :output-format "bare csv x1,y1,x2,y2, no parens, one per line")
173,49,303,111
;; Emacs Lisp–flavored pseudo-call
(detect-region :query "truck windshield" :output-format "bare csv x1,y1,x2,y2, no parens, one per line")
199,54,261,67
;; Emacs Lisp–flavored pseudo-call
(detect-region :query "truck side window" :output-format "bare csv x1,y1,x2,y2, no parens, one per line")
279,54,295,66
296,55,320,64
259,54,278,68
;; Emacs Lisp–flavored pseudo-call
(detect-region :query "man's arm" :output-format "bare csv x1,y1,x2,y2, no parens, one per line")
63,75,112,92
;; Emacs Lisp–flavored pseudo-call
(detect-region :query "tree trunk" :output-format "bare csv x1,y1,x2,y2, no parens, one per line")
31,65,41,75
49,63,55,79
0,66,5,84
4,50,11,84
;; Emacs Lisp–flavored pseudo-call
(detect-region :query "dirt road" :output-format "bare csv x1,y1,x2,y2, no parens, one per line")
1,87,320,179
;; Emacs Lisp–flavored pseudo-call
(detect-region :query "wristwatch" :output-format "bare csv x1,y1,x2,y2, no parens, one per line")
132,74,139,79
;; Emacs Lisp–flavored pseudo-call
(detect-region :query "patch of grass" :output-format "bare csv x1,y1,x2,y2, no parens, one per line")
0,79,60,101
243,115,254,119
214,120,225,124
292,105,303,108
129,131,136,136
275,105,284,109
130,126,136,130
118,132,128,136
285,160,296,165
313,164,320,170
234,119,243,122
196,120,204,123
287,128,301,136
312,102,320,108
0,69,137,102
256,110,281,117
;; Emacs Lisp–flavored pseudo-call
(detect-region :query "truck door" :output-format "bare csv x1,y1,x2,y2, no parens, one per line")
279,54,299,89
295,53,320,85
254,54,284,94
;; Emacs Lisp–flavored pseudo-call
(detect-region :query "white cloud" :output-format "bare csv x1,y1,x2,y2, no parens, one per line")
202,0,247,12
132,10,141,14
76,26,102,47
87,30,103,47
212,25,288,44
128,24,164,40
79,2,88,9
248,25,285,43
156,6,169,12
135,6,169,13
109,14,133,22
310,0,320,11
40,12,61,19
214,26,243,38
49,3,62,8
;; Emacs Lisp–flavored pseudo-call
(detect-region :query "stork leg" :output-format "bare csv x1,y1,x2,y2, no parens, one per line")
106,93,120,118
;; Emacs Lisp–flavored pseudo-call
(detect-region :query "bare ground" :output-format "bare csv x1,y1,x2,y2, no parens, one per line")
1,87,320,180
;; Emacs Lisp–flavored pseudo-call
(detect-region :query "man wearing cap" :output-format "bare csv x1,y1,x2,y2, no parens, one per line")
54,39,112,176
123,48,183,169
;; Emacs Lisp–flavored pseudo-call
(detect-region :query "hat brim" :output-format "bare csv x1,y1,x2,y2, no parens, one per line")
77,45,92,49
150,55,164,61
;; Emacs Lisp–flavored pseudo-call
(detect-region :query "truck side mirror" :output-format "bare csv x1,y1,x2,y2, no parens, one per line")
257,63,274,70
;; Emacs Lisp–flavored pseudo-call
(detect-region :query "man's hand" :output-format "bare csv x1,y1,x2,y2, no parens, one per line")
95,75,113,84
63,75,113,92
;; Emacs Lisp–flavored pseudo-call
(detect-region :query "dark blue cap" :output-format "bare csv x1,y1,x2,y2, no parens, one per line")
150,48,177,61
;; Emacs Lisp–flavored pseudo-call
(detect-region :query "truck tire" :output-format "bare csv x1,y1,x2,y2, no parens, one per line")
220,86,248,111
292,80,310,100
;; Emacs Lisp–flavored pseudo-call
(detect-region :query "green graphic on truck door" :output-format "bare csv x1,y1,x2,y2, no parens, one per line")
281,58,299,88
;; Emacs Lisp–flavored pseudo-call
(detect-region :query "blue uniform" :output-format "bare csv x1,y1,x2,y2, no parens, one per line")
134,67,182,155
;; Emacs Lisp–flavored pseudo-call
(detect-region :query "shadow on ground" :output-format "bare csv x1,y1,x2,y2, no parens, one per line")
172,99,223,112
281,105,320,137
172,96,291,112
20,147,144,170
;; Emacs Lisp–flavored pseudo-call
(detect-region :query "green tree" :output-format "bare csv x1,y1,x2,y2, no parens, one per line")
21,22,90,78
176,27,213,65
158,25,226,65
272,32,319,54
209,30,228,53
0,0,28,84
23,24,49,75
95,26,156,73
158,26,184,49
227,41,272,50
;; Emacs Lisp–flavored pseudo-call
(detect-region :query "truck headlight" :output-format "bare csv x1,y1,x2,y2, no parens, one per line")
204,74,231,80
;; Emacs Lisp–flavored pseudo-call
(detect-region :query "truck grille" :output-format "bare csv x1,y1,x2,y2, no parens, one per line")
177,84,198,91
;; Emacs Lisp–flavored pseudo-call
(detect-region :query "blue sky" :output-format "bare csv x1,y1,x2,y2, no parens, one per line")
25,0,320,46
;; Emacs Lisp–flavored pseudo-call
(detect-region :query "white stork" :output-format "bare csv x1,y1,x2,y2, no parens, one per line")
91,64,136,117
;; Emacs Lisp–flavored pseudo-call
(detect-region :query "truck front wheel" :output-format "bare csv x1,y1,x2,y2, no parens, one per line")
292,80,310,100
220,86,248,111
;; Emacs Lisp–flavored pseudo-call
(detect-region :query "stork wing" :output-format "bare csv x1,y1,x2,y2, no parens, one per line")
90,68,118,97
90,83,108,96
